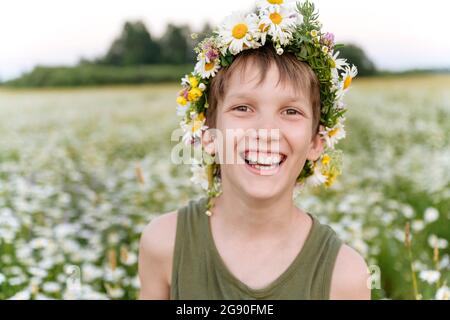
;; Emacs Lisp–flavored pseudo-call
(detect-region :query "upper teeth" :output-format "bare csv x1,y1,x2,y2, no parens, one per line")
244,152,283,165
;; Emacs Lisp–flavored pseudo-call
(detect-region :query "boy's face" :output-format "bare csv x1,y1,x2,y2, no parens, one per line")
209,60,324,200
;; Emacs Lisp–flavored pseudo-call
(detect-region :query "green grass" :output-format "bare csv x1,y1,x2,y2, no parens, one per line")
3,64,193,88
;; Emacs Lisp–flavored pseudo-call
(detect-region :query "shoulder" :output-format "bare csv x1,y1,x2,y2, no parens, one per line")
139,210,179,262
138,210,178,299
329,243,371,300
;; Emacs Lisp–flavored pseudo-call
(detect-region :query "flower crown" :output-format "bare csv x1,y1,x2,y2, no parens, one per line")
176,0,358,213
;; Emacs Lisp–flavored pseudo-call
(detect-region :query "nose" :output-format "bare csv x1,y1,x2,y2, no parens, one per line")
246,114,281,151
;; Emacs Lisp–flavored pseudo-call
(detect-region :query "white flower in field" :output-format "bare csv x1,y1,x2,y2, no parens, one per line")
411,220,425,232
0,207,20,242
428,234,448,249
54,223,78,239
8,287,31,300
104,266,126,282
439,254,449,269
106,286,124,299
131,275,141,289
120,251,137,266
9,275,26,286
258,5,299,46
401,205,414,218
28,267,48,279
436,286,450,300
107,232,120,245
424,207,439,223
412,260,427,272
42,281,61,293
218,12,261,55
30,237,49,250
0,272,5,285
393,229,410,243
419,270,440,284
82,263,103,283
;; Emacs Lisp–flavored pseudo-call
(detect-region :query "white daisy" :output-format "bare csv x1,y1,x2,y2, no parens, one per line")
343,65,358,89
194,52,221,79
320,119,347,149
190,162,209,190
258,5,299,46
419,270,440,285
218,11,261,55
335,65,357,100
329,51,348,84
256,0,295,11
306,162,327,187
436,286,450,300
176,104,189,117
181,113,208,145
424,207,439,223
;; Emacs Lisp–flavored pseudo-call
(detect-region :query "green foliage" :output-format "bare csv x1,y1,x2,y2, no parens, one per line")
101,21,161,66
3,65,192,87
159,24,196,65
338,43,377,76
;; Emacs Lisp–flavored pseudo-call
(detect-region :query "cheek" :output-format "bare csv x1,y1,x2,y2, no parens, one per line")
283,124,312,158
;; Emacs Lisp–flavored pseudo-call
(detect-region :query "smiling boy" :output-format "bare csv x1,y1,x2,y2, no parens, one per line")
138,0,370,300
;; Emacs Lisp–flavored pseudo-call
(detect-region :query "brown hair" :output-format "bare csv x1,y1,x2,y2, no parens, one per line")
205,45,321,136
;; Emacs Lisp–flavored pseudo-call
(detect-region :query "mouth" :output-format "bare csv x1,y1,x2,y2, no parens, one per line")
239,150,287,175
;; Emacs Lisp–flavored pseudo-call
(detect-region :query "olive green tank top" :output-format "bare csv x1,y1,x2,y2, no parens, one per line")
170,196,343,300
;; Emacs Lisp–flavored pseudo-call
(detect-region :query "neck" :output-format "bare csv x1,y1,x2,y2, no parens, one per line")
212,181,299,240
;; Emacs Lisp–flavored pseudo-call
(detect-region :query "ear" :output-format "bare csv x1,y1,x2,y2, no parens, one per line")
306,125,325,162
202,129,216,155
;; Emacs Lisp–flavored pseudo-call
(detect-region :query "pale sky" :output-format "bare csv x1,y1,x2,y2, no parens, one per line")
1,0,450,81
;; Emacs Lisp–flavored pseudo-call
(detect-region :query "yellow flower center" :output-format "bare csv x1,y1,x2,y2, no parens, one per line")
232,23,248,39
324,171,337,187
205,62,215,71
343,76,352,90
259,23,268,32
328,128,339,137
269,12,283,25
321,154,330,166
268,0,283,4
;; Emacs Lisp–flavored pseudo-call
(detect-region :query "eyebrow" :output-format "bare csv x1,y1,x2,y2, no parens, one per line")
225,92,310,109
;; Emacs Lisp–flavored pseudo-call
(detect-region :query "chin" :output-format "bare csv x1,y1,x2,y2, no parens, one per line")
238,176,288,201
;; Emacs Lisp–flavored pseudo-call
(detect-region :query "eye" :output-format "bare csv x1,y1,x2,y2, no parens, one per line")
233,105,251,112
282,108,303,116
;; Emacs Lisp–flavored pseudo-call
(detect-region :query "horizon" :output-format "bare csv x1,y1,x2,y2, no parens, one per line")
1,0,450,81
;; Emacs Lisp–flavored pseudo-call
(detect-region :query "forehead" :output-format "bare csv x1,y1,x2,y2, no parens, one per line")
223,57,311,103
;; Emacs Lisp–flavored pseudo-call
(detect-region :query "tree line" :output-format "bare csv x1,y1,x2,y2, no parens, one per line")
2,20,377,87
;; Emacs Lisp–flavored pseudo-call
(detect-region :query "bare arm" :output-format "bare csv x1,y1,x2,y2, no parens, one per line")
329,244,371,300
138,211,177,300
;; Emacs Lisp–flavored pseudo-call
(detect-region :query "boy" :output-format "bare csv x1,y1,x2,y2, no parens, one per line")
139,0,370,299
